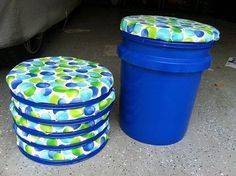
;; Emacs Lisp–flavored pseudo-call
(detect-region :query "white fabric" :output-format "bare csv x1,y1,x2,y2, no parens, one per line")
0,0,81,48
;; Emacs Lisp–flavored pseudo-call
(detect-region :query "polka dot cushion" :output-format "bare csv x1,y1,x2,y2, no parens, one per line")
6,56,114,105
120,15,220,43
17,127,109,162
10,102,109,134
12,90,115,121
15,121,109,147
6,56,115,165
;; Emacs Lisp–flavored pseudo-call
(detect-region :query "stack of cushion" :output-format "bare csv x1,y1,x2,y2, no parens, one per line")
6,56,115,165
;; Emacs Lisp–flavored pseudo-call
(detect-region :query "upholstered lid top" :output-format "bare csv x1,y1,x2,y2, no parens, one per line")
120,15,220,43
6,56,114,105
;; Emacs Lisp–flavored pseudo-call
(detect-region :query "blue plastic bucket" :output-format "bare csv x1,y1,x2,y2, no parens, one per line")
118,32,215,145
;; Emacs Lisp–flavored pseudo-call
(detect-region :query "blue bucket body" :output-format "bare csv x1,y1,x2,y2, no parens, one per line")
118,32,214,145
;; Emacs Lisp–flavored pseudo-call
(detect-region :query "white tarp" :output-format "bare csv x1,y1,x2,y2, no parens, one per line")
0,0,81,48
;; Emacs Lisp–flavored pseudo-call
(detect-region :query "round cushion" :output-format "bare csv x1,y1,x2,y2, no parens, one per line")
6,56,114,105
120,15,220,43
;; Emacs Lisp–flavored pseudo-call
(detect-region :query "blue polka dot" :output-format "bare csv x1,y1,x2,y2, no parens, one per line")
76,69,88,73
45,61,56,65
48,151,58,159
49,65,58,69
11,80,22,89
77,82,87,87
18,140,24,148
42,76,55,81
25,59,34,62
41,113,51,120
76,74,88,78
158,25,169,28
58,98,67,105
100,136,106,144
63,69,73,72
141,29,148,37
50,57,60,61
89,120,95,126
36,82,50,88
70,98,80,104
69,62,79,65
43,88,52,96
101,72,112,76
40,71,55,76
61,76,72,80
84,106,95,115
101,86,108,94
71,124,81,130
194,30,204,37
55,111,69,121
65,57,73,60
66,83,77,87
9,70,16,74
26,73,37,77
25,106,32,115
79,88,93,102
88,65,97,68
53,109,60,114
172,32,184,42
89,86,98,97
17,92,25,98
83,142,94,151
19,63,31,67
127,24,135,33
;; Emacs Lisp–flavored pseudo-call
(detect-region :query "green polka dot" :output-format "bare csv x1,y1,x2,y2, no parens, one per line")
57,73,67,77
72,148,83,156
29,67,40,73
93,68,103,73
72,77,85,82
99,99,112,111
49,94,60,104
55,79,66,83
70,137,81,144
18,117,28,126
25,145,34,155
172,27,182,33
6,76,15,85
102,113,109,120
29,78,43,84
88,72,102,78
31,136,39,140
47,139,58,146
15,65,26,70
68,108,84,118
40,124,53,133
147,26,157,39
23,86,36,97
82,132,96,139
184,38,194,42
91,82,102,87
63,126,74,133
53,86,67,93
79,123,90,130
53,153,65,160
33,61,44,67
66,89,79,98
55,68,63,73
30,111,40,118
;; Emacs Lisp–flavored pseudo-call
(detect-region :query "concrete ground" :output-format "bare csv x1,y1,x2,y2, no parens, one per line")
0,5,235,176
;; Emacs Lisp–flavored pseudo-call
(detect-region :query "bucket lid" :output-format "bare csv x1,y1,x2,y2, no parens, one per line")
6,56,114,105
120,15,220,43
